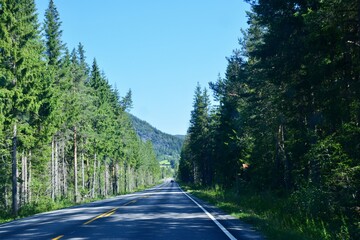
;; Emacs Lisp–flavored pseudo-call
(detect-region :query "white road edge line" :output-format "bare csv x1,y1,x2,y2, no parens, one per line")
179,186,237,240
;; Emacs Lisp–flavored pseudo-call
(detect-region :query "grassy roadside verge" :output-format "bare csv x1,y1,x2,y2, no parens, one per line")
180,183,337,240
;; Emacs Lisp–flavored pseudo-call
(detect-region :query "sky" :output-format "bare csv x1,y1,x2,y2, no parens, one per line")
35,0,250,135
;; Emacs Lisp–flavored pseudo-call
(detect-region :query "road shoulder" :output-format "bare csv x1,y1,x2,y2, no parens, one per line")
179,185,265,240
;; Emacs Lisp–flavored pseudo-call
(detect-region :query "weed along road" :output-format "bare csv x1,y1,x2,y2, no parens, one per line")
0,181,263,240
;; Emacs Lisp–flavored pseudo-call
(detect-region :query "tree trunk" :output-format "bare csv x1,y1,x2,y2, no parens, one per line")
129,166,133,192
51,138,55,201
20,152,28,205
55,139,59,199
58,141,62,199
309,123,320,185
5,186,9,209
274,125,282,187
124,163,127,193
119,163,124,194
61,140,66,196
98,160,101,196
20,152,25,206
104,160,108,197
278,124,291,191
12,123,18,217
24,153,27,204
92,153,97,198
20,153,23,207
74,126,78,203
86,152,90,191
28,151,32,203
81,150,85,191
114,163,119,195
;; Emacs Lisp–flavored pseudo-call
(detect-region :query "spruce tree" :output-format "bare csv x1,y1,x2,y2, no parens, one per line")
184,84,211,185
44,0,64,67
43,0,67,200
0,0,46,216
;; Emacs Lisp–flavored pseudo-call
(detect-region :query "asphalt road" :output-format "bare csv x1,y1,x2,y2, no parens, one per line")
0,181,264,239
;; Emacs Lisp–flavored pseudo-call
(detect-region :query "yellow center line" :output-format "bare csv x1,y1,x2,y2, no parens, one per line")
83,207,118,225
104,210,116,217
52,195,151,237
52,235,64,240
123,199,137,206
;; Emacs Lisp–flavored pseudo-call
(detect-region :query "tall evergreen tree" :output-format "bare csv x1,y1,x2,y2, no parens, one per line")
179,84,211,185
0,0,46,216
44,0,63,67
43,0,67,200
209,51,252,188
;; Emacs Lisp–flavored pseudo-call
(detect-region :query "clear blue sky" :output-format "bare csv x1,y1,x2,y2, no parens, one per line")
35,0,250,135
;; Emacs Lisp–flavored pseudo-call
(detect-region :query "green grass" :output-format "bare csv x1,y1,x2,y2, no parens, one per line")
181,184,345,240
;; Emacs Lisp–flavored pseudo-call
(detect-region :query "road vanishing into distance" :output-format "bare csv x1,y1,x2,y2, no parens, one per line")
0,181,263,240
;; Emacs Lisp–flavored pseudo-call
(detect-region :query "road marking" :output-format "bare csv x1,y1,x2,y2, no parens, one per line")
83,196,140,225
104,209,116,217
83,207,118,225
52,235,64,240
123,199,137,206
180,188,237,240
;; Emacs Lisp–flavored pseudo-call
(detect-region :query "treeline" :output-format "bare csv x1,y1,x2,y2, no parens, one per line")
179,0,359,238
0,0,160,217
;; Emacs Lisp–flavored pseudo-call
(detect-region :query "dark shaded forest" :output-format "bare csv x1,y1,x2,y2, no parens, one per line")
179,0,359,239
0,0,160,220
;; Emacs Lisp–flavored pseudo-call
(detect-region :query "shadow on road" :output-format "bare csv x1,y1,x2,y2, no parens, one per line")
0,182,264,240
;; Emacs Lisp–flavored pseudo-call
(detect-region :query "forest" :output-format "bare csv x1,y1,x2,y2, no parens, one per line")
179,0,359,239
130,114,184,178
0,0,160,219
130,114,184,163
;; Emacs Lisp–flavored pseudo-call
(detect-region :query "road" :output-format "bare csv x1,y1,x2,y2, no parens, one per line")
0,181,263,239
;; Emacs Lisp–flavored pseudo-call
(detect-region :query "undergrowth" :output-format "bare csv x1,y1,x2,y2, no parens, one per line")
181,184,356,240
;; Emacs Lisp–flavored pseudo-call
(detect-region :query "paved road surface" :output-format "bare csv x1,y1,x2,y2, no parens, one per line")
0,181,263,239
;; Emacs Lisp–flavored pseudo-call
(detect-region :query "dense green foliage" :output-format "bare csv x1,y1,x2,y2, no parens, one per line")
0,0,160,219
179,1,359,239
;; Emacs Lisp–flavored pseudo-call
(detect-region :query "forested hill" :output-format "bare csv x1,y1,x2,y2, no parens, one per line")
129,114,185,162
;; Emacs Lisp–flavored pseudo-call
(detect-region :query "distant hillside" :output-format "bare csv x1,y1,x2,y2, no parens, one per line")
174,135,186,141
129,114,185,165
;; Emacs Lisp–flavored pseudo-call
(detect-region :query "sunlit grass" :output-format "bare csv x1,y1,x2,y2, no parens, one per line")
182,184,342,240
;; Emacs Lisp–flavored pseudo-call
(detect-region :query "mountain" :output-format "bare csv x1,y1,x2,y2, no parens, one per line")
174,135,186,141
129,114,185,166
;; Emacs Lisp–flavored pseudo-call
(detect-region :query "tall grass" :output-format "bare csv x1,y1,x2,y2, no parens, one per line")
182,184,353,240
